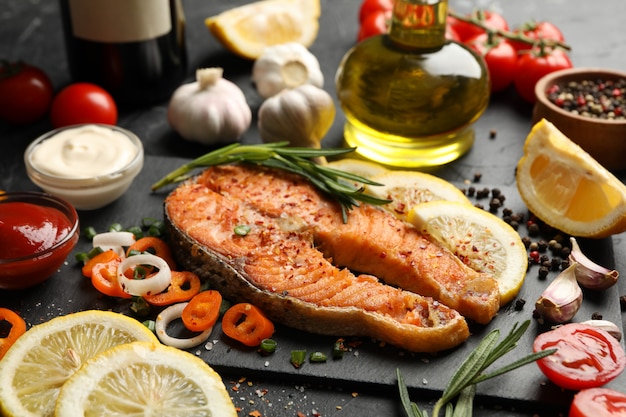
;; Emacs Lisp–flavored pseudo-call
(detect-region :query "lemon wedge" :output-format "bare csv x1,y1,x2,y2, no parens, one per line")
367,170,471,220
0,310,157,417
408,201,528,306
516,119,626,238
205,0,321,60
55,342,237,416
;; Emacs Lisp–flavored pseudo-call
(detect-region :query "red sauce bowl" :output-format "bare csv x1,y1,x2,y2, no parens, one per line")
0,191,79,289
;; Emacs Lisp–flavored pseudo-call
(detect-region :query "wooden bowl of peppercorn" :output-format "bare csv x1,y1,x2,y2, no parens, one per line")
532,67,626,171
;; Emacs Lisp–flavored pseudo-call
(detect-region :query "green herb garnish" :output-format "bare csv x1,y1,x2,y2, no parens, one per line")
397,320,556,417
151,142,391,223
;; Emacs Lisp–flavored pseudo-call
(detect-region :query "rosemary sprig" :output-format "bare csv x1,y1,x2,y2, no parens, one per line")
397,320,557,417
151,142,392,222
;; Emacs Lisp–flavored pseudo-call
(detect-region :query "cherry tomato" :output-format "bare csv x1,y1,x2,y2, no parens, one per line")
358,9,392,42
514,47,572,103
359,0,393,23
533,323,626,391
50,82,118,128
569,388,626,417
510,21,565,53
466,33,518,93
448,10,509,42
0,61,53,125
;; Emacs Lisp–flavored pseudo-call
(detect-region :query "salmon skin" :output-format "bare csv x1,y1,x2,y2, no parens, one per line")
188,164,500,324
164,164,492,352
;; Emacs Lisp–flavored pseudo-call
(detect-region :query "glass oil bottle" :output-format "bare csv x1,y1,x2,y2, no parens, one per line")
335,0,490,168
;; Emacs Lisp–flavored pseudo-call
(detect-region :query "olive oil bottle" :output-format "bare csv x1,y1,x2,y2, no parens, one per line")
335,0,490,168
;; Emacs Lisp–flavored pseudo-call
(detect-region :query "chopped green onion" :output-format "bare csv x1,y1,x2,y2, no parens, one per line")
108,223,123,232
143,218,166,237
83,226,97,241
290,349,307,368
233,225,251,236
142,319,156,332
259,338,277,355
333,338,346,359
309,351,327,363
130,296,151,317
126,225,144,239
74,252,90,264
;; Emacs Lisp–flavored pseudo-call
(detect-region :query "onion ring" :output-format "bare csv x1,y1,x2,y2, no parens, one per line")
117,253,171,296
93,231,136,256
155,303,213,349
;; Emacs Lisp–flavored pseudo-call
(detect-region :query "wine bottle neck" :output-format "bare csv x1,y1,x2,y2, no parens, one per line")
388,0,448,50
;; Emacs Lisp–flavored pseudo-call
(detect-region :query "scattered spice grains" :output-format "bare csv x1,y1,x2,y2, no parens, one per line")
546,78,625,120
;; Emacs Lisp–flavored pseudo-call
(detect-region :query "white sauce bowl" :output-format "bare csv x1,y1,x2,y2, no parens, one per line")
24,124,144,210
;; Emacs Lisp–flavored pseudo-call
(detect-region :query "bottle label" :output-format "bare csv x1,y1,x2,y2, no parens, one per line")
68,0,171,43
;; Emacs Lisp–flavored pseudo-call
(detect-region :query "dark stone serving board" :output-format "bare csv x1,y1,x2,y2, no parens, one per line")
2,155,624,415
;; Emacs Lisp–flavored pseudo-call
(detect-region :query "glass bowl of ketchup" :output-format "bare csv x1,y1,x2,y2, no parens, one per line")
0,191,79,289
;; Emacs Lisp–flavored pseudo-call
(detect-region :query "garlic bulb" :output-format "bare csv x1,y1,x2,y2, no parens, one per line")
258,84,336,161
569,237,619,290
535,263,583,324
168,67,251,145
252,42,324,99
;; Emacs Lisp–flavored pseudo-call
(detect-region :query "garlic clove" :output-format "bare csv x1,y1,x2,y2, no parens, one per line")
569,237,619,290
535,262,583,324
579,319,623,342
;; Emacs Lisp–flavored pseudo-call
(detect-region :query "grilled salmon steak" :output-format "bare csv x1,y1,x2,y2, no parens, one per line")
165,164,500,352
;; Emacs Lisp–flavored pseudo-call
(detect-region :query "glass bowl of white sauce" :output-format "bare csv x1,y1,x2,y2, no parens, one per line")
24,124,144,210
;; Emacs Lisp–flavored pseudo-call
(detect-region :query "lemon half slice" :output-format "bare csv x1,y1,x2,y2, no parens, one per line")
55,342,237,416
408,201,528,305
516,119,626,238
206,0,321,60
0,310,157,417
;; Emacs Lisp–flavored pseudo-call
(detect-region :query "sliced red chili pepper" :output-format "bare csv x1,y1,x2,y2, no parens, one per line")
143,270,201,306
221,303,275,347
126,236,177,270
181,290,222,332
81,249,120,278
91,258,131,299
0,308,27,359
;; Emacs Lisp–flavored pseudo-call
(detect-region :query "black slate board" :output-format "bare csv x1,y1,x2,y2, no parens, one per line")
2,155,625,414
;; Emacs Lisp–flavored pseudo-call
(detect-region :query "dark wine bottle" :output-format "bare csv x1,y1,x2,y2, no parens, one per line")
59,0,187,109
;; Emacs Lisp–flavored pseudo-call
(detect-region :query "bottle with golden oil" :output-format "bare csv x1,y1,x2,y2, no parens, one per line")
335,0,490,168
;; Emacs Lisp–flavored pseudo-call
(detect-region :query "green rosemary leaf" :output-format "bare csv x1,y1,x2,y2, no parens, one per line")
451,385,476,417
397,369,427,417
151,142,391,222
471,348,557,385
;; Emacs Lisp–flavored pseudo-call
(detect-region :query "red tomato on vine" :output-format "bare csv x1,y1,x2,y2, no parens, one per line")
466,33,518,93
0,61,53,125
447,10,509,42
510,21,565,53
514,46,572,103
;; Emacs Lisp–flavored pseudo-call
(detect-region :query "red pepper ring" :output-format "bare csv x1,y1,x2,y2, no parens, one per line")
181,290,222,332
0,307,27,359
143,271,202,306
221,303,275,347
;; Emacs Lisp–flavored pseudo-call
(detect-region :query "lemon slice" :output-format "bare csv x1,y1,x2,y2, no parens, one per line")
0,310,157,417
517,119,626,238
368,170,472,220
326,158,389,179
55,341,237,416
205,0,321,60
408,201,528,306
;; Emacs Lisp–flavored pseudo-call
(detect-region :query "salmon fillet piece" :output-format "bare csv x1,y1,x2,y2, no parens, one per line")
195,164,500,324
165,175,471,353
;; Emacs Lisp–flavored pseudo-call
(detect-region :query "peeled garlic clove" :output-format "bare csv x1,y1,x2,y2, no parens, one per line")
579,319,623,342
535,263,583,323
569,237,619,290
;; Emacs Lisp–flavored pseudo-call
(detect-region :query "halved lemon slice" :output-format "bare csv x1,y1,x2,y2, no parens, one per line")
0,310,157,417
205,0,321,60
55,342,237,416
408,201,528,306
368,170,472,220
326,158,389,179
516,119,626,238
